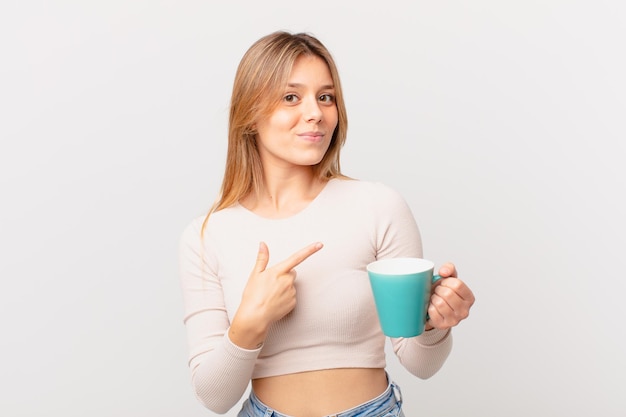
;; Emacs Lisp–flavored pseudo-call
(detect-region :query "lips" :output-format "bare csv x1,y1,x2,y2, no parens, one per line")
298,132,325,142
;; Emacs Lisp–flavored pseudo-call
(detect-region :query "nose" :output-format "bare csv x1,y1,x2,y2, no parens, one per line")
303,96,323,123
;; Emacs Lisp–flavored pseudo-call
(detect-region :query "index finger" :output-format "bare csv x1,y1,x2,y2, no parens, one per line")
274,242,324,273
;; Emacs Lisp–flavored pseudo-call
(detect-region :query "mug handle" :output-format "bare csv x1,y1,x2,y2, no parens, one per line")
425,274,442,322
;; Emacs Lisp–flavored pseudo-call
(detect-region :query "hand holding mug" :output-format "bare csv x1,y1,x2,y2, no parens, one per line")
426,263,475,331
367,258,475,337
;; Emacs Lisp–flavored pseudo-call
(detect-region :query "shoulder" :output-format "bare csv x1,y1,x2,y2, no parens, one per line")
183,205,244,237
179,215,206,250
329,179,415,225
328,178,407,203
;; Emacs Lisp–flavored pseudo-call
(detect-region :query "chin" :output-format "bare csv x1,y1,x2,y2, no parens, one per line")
292,152,326,167
302,156,326,166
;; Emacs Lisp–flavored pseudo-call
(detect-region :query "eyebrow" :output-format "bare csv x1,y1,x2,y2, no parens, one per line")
287,83,335,90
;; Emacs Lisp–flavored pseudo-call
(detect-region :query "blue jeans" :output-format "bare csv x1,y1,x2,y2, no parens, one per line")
237,378,405,417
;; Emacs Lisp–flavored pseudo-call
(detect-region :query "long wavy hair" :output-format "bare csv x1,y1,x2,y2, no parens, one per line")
202,31,349,232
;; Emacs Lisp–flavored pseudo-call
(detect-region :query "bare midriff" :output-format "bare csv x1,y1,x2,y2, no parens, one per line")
251,367,388,417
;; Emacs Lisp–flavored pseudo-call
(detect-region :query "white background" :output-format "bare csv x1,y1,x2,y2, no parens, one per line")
1,1,625,416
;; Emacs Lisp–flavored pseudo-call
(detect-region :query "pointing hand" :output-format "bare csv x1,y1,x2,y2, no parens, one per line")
229,241,323,348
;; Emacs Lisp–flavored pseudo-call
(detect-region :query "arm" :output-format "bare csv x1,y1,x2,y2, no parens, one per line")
390,329,453,379
179,219,324,413
178,219,260,414
372,183,454,379
391,261,475,378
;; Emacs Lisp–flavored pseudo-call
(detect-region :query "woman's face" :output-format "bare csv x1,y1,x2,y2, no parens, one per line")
255,55,338,171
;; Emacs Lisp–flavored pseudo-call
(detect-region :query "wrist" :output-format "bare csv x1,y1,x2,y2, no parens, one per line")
229,313,269,349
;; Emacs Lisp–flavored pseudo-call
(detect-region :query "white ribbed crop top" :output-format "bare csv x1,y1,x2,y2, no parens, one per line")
179,179,452,413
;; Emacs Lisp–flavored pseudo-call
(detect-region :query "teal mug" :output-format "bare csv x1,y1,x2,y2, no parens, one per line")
367,258,441,337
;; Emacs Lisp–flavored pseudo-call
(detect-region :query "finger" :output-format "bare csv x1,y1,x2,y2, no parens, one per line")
434,285,472,322
438,262,457,278
283,269,297,281
428,293,457,329
439,278,475,303
253,241,270,273
426,301,445,328
275,242,323,273
430,292,454,318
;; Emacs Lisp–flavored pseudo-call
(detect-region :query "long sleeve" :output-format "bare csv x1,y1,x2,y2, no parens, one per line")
391,329,452,379
178,218,261,414
372,183,454,379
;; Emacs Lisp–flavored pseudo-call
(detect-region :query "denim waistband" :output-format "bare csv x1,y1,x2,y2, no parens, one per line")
239,378,403,417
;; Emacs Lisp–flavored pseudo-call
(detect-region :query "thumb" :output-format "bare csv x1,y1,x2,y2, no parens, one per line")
253,241,270,273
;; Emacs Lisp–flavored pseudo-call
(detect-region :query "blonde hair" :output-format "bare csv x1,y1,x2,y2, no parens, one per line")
202,31,348,232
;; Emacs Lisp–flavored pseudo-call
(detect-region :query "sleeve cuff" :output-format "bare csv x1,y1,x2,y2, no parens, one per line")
224,332,264,358
414,328,451,346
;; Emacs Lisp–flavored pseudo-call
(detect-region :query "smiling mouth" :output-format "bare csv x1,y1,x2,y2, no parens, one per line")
298,135,324,143
298,132,324,141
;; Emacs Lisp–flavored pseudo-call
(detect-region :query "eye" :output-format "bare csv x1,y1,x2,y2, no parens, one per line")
319,94,335,104
283,94,299,103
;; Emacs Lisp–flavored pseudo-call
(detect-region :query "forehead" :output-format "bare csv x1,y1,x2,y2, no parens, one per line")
287,55,334,86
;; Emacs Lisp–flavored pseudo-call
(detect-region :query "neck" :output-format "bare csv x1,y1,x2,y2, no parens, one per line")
242,166,326,218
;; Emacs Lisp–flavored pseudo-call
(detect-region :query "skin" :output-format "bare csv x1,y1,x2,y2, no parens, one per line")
229,55,475,416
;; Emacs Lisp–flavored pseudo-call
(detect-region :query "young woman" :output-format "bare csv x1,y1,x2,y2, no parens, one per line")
179,31,475,417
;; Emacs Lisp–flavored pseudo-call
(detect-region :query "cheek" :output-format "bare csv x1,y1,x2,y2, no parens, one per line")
270,109,298,128
325,108,339,129
255,112,294,143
